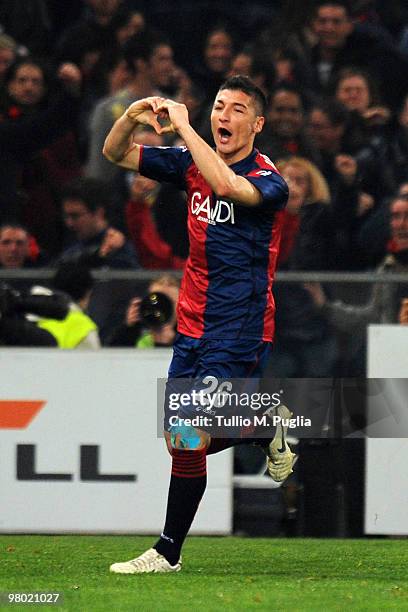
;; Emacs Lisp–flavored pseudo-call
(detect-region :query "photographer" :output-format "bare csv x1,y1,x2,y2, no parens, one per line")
0,282,67,346
36,263,100,349
107,274,179,347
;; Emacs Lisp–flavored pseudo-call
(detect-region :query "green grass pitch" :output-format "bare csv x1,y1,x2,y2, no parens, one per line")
1,536,408,611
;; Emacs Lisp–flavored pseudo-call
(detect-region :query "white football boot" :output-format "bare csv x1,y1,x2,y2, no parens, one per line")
110,548,181,574
267,405,297,483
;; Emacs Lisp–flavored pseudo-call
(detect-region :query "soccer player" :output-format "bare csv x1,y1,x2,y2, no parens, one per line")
103,75,295,573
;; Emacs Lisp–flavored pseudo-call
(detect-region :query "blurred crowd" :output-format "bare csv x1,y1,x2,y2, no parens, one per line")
1,0,408,373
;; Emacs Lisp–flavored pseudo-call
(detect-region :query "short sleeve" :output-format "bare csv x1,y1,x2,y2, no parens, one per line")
245,169,289,211
139,145,192,190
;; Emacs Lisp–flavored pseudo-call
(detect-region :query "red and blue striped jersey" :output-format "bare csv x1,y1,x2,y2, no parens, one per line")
139,146,288,341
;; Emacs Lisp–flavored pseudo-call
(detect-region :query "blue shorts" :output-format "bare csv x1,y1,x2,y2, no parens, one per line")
164,333,271,435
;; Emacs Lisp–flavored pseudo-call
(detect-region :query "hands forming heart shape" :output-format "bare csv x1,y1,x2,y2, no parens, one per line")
126,97,177,135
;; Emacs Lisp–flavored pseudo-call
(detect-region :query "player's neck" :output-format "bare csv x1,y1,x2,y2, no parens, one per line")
216,145,254,166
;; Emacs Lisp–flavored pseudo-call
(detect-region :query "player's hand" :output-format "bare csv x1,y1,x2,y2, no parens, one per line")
304,282,326,308
125,297,142,327
399,298,408,325
126,97,173,134
99,228,125,257
335,154,357,185
57,62,82,96
156,99,189,133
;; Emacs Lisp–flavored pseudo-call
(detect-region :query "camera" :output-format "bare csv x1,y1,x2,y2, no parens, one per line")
0,282,68,320
139,291,174,329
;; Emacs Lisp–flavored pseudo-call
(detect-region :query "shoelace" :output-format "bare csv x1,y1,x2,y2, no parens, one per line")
129,550,162,569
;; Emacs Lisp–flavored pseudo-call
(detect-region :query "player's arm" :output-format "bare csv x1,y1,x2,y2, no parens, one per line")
156,100,262,207
102,97,165,170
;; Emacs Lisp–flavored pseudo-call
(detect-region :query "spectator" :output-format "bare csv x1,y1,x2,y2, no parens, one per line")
59,177,139,269
0,34,17,85
79,49,133,160
125,171,187,270
387,93,408,188
0,57,83,253
192,25,236,141
334,66,390,128
65,7,145,137
110,7,145,47
175,79,206,134
0,62,82,230
308,0,408,110
305,193,408,373
1,57,47,109
35,263,100,349
108,274,180,347
192,25,235,103
0,0,53,56
0,222,46,268
276,156,335,268
257,84,321,166
333,67,393,189
116,127,188,269
86,30,178,183
228,47,276,96
57,0,124,65
307,98,393,202
228,49,253,77
265,157,338,378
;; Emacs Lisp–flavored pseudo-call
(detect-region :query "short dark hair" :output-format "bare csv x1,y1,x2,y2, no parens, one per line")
61,177,111,213
52,263,94,302
218,75,267,115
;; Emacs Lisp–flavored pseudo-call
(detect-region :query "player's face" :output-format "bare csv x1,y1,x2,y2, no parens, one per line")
0,228,29,268
390,199,408,250
211,89,264,164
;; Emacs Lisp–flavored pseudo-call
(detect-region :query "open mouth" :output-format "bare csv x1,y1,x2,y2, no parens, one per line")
218,127,232,143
